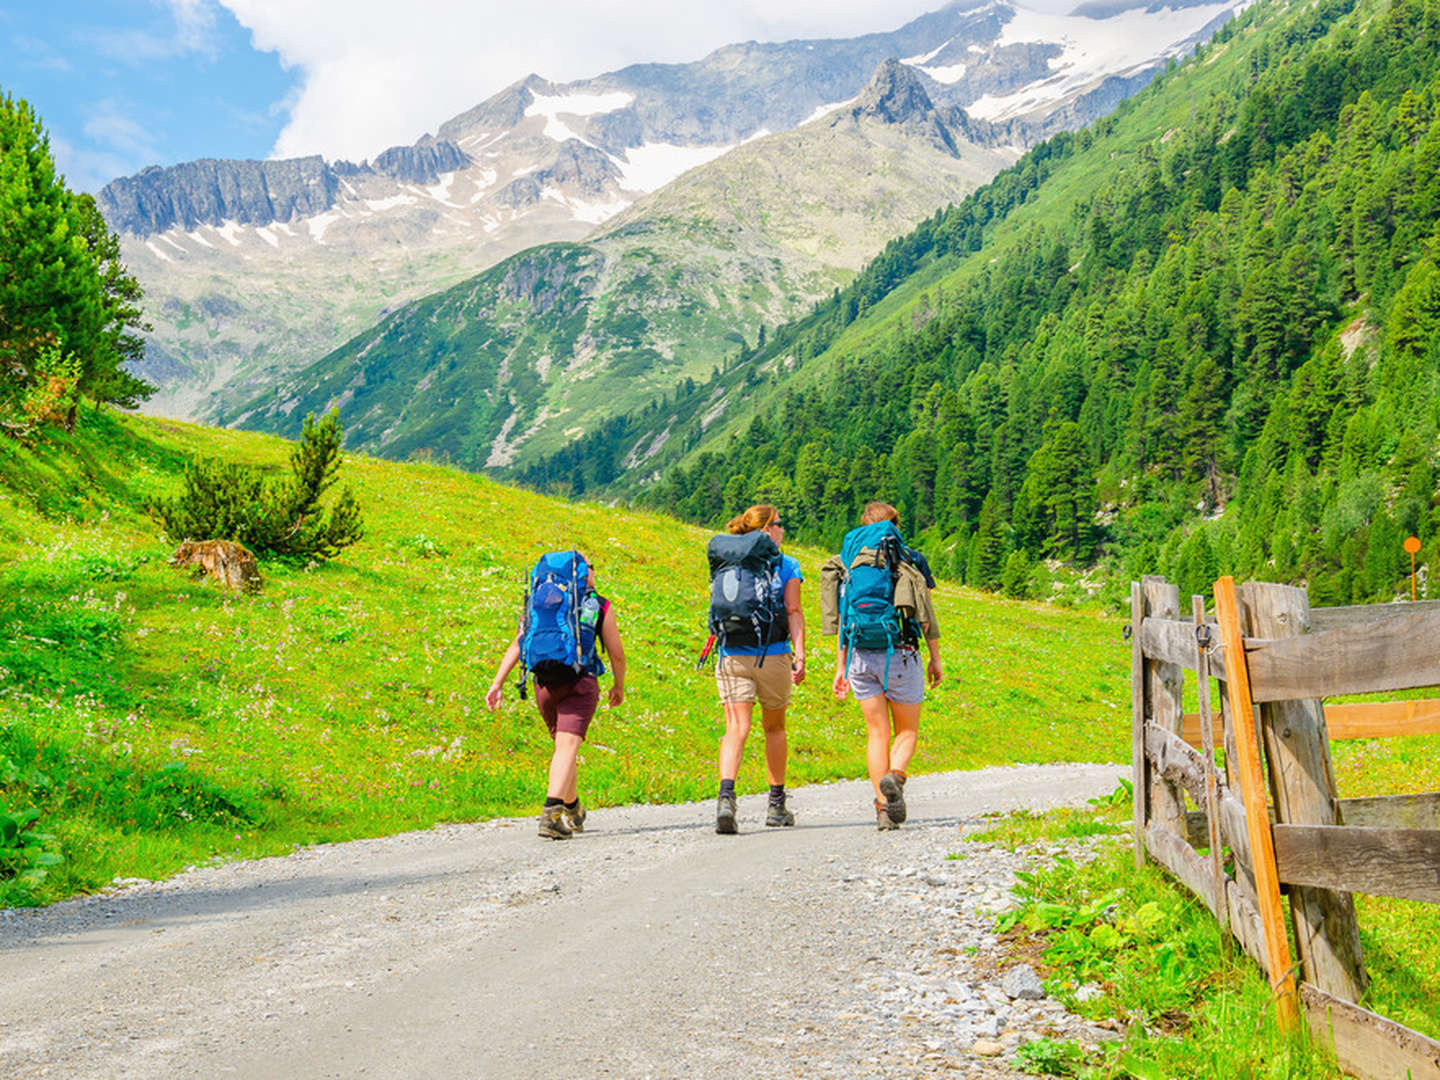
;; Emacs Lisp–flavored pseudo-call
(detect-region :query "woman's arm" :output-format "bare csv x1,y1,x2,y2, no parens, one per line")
924,634,943,688
601,607,626,707
785,577,806,685
485,636,522,710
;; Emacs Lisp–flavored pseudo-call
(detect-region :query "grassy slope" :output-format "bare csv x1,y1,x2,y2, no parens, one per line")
0,411,1127,906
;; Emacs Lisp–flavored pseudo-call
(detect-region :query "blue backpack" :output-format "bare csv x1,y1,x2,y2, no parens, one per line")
838,521,921,684
519,551,606,693
706,531,787,662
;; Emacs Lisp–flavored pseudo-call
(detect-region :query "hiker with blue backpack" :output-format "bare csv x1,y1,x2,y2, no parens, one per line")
703,504,805,834
485,551,626,840
822,502,942,831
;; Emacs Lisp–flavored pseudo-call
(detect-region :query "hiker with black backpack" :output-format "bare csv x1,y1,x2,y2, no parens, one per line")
485,551,626,840
821,502,942,831
703,504,805,834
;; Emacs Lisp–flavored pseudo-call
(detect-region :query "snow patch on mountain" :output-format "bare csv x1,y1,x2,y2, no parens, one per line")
615,141,736,193
526,90,636,142
967,1,1236,119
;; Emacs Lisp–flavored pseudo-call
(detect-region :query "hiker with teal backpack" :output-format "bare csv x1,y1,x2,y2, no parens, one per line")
822,502,942,831
485,551,626,840
702,504,805,834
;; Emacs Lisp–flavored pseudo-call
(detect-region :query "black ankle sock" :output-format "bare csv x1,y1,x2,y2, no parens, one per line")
564,799,579,810
719,778,736,797
768,784,786,803
544,797,564,808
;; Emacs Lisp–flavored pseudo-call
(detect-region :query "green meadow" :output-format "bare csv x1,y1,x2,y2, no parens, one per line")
0,410,1128,907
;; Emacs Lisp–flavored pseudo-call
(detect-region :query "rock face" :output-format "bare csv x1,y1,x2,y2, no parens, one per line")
98,156,341,235
369,136,470,185
98,138,471,235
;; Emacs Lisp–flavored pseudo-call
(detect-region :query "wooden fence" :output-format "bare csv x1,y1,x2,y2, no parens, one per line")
1131,575,1440,1079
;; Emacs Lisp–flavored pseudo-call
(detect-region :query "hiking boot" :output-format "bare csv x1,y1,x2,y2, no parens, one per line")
538,804,573,840
879,772,907,824
876,799,900,831
715,791,738,835
765,797,795,828
564,803,587,834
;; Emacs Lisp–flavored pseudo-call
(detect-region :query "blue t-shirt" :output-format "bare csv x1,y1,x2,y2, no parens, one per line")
719,554,803,658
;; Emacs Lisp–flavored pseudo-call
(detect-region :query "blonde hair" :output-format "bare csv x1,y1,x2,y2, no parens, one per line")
726,503,778,534
860,501,899,525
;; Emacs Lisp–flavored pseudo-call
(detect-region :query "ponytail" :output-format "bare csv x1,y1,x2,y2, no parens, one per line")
725,503,778,534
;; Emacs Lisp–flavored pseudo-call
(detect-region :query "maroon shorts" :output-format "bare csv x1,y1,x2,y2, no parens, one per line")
535,675,600,738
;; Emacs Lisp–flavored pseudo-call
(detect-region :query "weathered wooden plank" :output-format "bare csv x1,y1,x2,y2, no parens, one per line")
1146,821,1221,917
1326,699,1440,740
1245,606,1440,703
1242,581,1367,1003
1180,789,1253,866
1145,724,1210,810
1213,575,1300,1028
1138,617,1227,678
1144,578,1187,841
1340,792,1440,830
1302,982,1440,1080
1226,877,1269,969
1194,594,1228,940
1311,598,1440,632
1132,581,1147,870
1273,824,1440,903
1186,699,1440,744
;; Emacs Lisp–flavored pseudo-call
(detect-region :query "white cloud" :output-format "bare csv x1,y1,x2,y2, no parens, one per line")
218,0,1081,163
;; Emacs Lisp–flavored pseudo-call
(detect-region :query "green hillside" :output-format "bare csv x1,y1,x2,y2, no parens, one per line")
528,0,1440,611
0,412,1129,907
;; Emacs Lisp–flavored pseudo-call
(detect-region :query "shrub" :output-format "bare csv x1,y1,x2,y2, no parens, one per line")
150,409,363,559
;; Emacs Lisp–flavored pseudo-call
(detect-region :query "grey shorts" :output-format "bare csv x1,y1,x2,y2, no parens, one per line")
847,647,924,705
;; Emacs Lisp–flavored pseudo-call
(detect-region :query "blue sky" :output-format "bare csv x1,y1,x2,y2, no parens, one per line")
0,2,294,192
0,0,1047,195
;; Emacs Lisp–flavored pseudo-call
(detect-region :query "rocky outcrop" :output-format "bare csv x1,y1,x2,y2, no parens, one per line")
846,60,962,156
496,141,622,207
98,137,469,235
371,136,469,185
98,156,341,236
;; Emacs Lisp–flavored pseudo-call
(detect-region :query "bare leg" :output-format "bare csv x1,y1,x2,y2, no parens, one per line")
888,700,922,775
547,732,583,801
859,694,892,802
760,707,788,786
719,702,754,780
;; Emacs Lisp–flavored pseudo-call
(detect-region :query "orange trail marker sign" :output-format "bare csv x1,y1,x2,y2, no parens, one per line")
1405,536,1421,601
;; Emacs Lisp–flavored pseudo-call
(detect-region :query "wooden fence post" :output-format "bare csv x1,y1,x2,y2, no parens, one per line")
1193,595,1229,941
1241,582,1368,1003
1132,580,1147,868
1213,575,1299,1030
1143,577,1187,840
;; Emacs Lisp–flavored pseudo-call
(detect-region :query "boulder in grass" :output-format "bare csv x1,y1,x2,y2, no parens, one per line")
171,539,261,593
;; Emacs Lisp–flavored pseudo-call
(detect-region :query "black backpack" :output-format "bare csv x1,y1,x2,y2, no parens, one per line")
706,531,788,660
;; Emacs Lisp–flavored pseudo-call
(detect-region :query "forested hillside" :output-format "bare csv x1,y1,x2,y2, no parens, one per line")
524,0,1440,609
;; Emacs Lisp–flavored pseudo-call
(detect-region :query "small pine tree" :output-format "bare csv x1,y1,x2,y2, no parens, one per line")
151,409,363,559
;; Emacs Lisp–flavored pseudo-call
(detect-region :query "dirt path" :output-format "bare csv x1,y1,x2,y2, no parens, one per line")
0,763,1124,1079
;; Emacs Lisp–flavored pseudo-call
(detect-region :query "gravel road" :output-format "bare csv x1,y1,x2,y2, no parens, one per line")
0,763,1125,1079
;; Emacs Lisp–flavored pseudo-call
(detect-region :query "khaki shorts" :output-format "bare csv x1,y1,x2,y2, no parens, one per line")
715,654,793,710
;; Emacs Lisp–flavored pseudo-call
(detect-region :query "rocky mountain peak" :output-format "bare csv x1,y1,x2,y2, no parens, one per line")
844,59,960,157
851,59,940,126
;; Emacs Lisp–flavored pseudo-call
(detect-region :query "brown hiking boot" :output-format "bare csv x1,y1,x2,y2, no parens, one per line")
765,796,795,827
879,772,907,824
539,804,573,840
715,791,738,834
564,803,587,834
875,798,899,831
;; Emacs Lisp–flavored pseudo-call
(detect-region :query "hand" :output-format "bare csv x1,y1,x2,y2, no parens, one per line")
927,656,943,688
791,656,806,685
832,670,849,700
608,683,625,708
484,684,503,712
